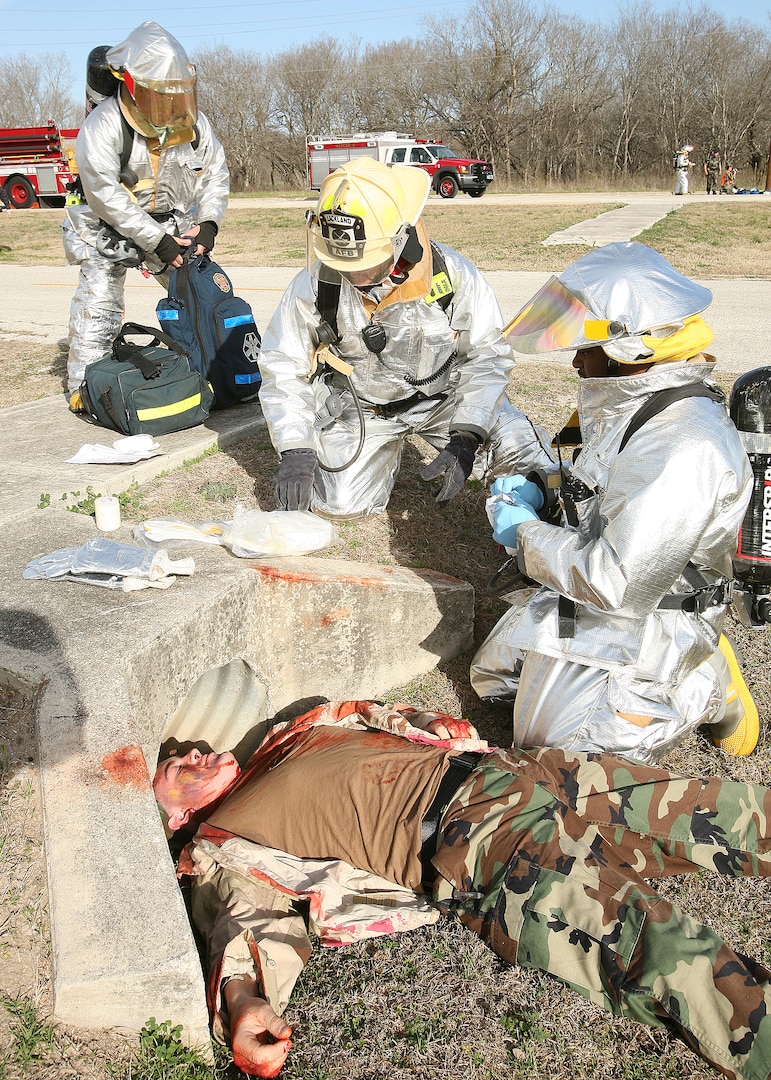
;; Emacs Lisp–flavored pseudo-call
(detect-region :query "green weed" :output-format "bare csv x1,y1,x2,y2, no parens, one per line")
499,1008,550,1043
111,1017,229,1080
0,993,56,1068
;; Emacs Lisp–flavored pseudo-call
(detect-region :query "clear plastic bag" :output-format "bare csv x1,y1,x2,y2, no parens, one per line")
133,517,227,549
221,507,339,558
23,537,194,589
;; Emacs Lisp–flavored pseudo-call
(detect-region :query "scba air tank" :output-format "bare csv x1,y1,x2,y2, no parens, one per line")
730,365,771,625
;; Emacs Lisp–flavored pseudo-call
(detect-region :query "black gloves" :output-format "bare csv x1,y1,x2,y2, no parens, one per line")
154,232,183,265
274,449,319,511
195,220,218,252
420,432,481,507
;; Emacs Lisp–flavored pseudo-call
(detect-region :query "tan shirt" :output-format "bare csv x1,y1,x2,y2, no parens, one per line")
207,725,448,891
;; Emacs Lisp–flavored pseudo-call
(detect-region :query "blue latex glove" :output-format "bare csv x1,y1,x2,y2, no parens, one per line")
491,474,544,510
491,497,538,549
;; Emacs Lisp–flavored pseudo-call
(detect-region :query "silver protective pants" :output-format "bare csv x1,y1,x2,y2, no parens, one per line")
310,383,554,518
66,251,128,392
63,221,169,393
470,618,726,764
674,168,689,195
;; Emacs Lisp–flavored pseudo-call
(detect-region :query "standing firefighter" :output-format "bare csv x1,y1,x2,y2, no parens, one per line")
62,21,229,396
471,242,759,764
673,144,693,194
257,156,554,518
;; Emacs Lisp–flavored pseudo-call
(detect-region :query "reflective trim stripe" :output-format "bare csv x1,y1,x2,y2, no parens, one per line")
136,393,202,420
223,314,255,328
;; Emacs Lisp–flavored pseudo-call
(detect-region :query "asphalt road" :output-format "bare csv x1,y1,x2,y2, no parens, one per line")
2,265,768,379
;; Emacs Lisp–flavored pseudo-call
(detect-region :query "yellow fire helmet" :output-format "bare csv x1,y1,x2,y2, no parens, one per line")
503,241,714,364
307,157,431,274
107,21,197,147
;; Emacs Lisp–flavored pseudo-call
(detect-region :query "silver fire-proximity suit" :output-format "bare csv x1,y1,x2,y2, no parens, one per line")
258,244,556,518
471,358,753,762
61,95,229,391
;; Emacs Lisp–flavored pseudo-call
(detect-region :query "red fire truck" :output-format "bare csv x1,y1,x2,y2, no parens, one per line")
306,132,494,199
0,122,79,209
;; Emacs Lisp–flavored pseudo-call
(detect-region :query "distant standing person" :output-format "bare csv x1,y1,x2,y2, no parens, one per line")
61,21,229,397
673,145,693,194
704,147,722,194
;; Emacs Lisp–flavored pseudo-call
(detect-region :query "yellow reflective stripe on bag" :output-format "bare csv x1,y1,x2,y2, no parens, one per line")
136,391,203,421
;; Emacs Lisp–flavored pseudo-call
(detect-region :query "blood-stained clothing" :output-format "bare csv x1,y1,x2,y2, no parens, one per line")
471,359,753,762
182,701,771,1080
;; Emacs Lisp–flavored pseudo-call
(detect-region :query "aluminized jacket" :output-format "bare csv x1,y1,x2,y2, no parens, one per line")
471,358,753,761
259,246,527,451
258,243,555,515
64,95,229,260
61,95,228,390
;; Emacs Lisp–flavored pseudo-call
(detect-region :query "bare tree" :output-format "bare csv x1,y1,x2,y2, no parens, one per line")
606,2,660,178
195,46,278,190
0,52,79,127
353,40,436,135
537,12,612,184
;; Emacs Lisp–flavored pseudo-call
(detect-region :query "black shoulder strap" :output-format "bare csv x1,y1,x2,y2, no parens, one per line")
428,241,455,312
119,110,135,174
315,268,342,342
618,382,724,452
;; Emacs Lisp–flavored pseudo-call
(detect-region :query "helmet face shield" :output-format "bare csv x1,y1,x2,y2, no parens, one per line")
131,80,197,132
503,276,590,354
108,21,197,143
503,242,713,361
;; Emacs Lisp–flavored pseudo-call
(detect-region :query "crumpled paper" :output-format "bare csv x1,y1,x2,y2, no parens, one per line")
66,434,163,465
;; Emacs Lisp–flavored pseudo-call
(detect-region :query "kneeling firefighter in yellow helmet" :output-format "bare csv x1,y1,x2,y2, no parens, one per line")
61,20,229,395
257,156,555,519
471,241,761,763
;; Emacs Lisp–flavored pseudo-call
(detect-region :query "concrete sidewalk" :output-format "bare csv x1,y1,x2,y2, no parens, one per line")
543,196,684,245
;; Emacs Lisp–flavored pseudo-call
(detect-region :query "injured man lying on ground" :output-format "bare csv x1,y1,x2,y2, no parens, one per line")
153,699,771,1080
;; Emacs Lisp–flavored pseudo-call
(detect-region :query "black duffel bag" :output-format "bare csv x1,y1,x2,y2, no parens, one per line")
78,322,215,436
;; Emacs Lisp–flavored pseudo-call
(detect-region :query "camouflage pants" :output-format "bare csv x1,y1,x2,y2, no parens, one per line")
432,747,771,1080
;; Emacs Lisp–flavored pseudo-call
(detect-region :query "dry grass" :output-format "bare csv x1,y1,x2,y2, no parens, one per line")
3,199,771,276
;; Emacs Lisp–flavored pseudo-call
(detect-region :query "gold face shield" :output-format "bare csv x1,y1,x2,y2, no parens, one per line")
132,82,197,131
502,276,599,353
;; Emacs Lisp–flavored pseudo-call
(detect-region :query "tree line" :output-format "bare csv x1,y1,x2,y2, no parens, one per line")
2,0,770,192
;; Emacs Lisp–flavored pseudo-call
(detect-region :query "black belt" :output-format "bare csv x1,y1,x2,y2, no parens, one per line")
420,751,484,892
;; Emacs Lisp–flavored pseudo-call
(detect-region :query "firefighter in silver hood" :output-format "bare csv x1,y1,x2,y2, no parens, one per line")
258,156,555,518
62,21,229,394
471,242,759,763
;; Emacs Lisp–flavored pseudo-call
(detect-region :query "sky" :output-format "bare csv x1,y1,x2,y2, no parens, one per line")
1,0,770,105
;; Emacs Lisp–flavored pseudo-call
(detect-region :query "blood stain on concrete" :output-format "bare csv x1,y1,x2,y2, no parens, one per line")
100,744,150,789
